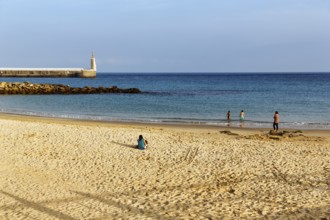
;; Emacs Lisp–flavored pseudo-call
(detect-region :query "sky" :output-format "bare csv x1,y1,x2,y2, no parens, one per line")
0,0,330,73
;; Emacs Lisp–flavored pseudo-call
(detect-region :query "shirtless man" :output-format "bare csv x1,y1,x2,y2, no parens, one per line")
273,111,279,131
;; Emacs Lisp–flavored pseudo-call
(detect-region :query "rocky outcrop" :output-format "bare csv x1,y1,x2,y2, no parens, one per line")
0,82,141,95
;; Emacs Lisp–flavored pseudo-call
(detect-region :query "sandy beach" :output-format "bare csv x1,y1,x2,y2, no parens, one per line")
0,114,329,219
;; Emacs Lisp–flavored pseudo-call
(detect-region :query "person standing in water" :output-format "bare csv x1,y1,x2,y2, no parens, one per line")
226,111,231,121
239,110,245,127
273,111,279,131
226,110,231,127
239,110,245,121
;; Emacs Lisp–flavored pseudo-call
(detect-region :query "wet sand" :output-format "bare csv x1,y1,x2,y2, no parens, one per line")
0,113,329,219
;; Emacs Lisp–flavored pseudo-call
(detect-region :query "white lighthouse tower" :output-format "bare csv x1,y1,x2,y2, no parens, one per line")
91,51,97,71
80,52,97,78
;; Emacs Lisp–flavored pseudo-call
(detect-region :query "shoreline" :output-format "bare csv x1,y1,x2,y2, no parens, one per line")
3,111,329,131
1,112,329,139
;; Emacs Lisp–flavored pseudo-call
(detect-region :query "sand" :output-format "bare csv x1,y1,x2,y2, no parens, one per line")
0,114,329,219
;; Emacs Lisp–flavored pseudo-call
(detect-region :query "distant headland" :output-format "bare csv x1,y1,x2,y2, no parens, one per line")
0,53,97,78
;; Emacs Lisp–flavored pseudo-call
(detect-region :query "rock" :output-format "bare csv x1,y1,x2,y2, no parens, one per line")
129,88,141,93
0,82,7,88
220,130,239,136
72,88,80,94
269,136,280,141
228,188,235,194
98,86,106,93
0,82,142,95
269,130,283,136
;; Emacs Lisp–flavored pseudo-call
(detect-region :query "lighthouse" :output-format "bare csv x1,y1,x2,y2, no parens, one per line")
79,52,97,78
91,51,97,71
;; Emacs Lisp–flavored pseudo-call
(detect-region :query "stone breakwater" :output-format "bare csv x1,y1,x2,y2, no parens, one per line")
0,82,141,95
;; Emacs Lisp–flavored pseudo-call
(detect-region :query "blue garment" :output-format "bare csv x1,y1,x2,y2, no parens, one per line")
137,138,145,150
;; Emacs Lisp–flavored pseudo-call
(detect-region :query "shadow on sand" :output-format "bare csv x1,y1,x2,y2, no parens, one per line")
112,141,137,149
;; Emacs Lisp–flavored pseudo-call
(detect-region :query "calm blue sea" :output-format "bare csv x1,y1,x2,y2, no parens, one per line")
0,73,329,129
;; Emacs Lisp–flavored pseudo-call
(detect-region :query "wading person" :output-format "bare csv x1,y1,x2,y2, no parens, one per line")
273,111,279,131
239,110,245,127
227,111,231,121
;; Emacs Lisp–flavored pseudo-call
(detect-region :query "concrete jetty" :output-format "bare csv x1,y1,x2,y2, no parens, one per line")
0,53,97,78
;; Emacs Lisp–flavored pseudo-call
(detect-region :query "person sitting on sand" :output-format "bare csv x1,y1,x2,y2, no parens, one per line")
137,135,148,150
273,111,279,132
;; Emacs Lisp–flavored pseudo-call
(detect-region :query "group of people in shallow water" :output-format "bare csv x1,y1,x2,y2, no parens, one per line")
226,110,280,131
226,110,245,122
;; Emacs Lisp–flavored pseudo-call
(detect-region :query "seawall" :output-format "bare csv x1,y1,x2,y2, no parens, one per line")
0,69,96,78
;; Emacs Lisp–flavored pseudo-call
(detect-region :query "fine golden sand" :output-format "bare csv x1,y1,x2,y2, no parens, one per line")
0,114,329,219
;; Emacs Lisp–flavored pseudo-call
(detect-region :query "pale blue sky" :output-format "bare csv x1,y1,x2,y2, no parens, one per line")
0,0,330,72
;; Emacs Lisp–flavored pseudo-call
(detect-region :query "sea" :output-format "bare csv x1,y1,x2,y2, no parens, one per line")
0,73,329,129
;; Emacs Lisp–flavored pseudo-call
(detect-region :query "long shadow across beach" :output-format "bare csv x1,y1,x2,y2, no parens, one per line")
0,191,78,220
112,141,137,149
72,190,173,220
1,184,329,219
